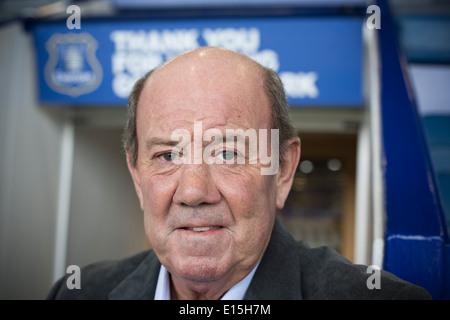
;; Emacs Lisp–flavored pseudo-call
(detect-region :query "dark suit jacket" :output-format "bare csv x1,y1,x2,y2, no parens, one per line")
47,220,431,300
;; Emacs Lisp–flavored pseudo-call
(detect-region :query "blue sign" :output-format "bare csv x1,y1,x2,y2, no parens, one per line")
32,16,363,106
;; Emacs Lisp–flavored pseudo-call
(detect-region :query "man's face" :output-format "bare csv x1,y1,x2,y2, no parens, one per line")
127,48,293,292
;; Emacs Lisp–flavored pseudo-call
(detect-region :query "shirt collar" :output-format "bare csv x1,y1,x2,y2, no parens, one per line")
154,262,260,300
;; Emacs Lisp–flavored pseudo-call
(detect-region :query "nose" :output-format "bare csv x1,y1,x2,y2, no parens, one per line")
173,163,221,207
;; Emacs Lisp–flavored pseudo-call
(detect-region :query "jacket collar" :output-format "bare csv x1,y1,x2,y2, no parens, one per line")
244,219,303,299
108,250,160,300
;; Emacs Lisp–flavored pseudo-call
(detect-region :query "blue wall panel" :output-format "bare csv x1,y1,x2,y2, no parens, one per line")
378,0,449,299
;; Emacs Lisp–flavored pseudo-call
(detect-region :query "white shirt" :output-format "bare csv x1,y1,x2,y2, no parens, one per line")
154,262,260,300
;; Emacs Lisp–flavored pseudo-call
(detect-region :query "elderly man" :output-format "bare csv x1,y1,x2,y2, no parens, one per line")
48,47,430,300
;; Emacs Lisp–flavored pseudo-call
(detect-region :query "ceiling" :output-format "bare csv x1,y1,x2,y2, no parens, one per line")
1,0,450,22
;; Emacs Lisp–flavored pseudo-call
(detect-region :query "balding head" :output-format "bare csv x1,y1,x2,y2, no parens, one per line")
151,46,264,84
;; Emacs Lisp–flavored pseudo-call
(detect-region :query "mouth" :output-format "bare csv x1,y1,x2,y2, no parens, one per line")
179,226,223,232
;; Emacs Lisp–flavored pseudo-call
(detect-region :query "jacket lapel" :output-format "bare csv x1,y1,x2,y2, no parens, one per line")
244,219,303,300
108,250,160,300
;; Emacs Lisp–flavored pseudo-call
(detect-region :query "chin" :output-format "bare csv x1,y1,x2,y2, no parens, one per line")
171,255,231,283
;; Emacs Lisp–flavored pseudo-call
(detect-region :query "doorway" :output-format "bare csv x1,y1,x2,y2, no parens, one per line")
278,132,357,262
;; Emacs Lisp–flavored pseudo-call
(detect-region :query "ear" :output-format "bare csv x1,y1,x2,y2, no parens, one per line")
276,136,301,210
126,151,145,211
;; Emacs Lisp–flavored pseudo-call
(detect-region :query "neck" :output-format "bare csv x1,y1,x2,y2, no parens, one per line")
168,265,256,300
168,273,235,300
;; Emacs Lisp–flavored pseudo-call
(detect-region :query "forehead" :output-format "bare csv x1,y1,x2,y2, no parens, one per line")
136,50,272,136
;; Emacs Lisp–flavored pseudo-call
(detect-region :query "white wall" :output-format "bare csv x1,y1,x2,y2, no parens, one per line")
66,125,148,270
0,22,65,299
0,22,148,299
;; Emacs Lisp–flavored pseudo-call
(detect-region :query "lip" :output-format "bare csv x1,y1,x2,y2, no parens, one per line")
177,225,225,234
182,226,221,232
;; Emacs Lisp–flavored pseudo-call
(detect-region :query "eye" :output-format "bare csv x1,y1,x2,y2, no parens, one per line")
218,150,237,162
157,152,179,162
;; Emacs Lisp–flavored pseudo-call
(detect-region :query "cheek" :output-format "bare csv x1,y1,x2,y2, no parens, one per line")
222,173,277,218
140,174,178,245
218,172,277,251
141,173,176,214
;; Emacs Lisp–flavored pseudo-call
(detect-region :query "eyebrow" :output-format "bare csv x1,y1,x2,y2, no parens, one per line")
145,137,181,152
144,132,252,152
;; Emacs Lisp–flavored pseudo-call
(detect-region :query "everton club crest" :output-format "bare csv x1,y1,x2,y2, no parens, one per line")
44,32,102,97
